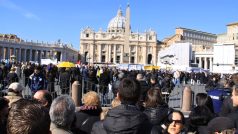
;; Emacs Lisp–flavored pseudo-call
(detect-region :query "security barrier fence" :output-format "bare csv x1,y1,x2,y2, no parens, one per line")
0,76,207,108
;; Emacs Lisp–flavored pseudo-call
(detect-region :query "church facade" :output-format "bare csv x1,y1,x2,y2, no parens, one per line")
79,5,159,65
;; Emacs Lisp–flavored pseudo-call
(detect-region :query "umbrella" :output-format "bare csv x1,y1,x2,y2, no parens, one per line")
144,65,160,70
57,62,75,68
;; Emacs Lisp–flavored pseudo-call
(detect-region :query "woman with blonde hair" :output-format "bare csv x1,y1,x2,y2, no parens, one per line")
73,91,102,134
82,91,100,106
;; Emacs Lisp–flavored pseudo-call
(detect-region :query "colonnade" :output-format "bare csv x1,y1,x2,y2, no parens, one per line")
0,46,62,63
195,56,213,70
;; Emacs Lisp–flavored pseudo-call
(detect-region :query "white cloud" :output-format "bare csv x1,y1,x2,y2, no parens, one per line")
0,0,40,21
24,12,40,20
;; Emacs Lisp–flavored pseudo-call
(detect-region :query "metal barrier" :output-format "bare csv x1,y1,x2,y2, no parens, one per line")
0,74,114,106
0,76,71,100
81,78,114,107
1,75,207,109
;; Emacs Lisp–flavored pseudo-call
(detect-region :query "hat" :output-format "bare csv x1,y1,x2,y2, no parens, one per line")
8,82,24,92
208,117,235,132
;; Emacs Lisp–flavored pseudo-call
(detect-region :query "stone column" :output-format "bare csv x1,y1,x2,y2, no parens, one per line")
194,57,197,64
60,51,63,61
209,57,213,72
121,45,124,63
7,47,10,60
24,49,27,62
43,51,46,59
15,48,18,61
14,48,16,57
108,44,111,63
11,48,16,59
35,50,38,62
135,45,138,63
9,48,12,59
98,44,101,62
129,46,131,63
0,47,4,60
3,47,6,59
143,46,147,64
47,50,50,59
29,49,32,61
204,57,207,69
88,44,94,64
39,50,42,63
105,44,108,63
114,44,116,63
199,57,202,68
18,48,21,62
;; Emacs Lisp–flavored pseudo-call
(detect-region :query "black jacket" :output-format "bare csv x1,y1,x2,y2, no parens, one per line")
186,106,215,134
59,71,71,87
220,97,238,116
227,109,238,129
91,104,152,134
143,103,169,125
7,72,18,84
138,80,150,102
73,106,102,134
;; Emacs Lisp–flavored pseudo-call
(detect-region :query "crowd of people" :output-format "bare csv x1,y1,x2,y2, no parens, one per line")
1,61,238,134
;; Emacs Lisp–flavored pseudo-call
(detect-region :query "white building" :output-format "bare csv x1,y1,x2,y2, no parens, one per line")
159,22,238,73
213,44,235,73
213,22,238,73
162,27,217,71
158,42,192,70
79,5,159,65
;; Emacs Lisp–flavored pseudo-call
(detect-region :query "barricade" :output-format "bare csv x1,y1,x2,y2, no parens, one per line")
207,88,231,113
81,78,114,107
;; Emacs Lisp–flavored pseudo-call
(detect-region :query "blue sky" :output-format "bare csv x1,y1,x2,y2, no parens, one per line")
1,0,238,50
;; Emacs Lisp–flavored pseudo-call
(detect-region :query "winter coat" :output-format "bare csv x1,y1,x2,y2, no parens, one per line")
59,71,71,93
50,123,73,134
29,73,46,92
91,104,152,134
227,109,238,129
219,97,238,116
186,106,215,134
143,103,169,125
7,72,18,84
138,80,150,102
73,106,102,134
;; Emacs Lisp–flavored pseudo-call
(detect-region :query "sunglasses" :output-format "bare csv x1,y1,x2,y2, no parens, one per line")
168,119,183,125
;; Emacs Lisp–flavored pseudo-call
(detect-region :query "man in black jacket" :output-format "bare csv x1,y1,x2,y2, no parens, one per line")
136,73,150,102
91,78,152,134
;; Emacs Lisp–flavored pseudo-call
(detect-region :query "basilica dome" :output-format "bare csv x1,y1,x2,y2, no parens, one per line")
107,8,126,33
